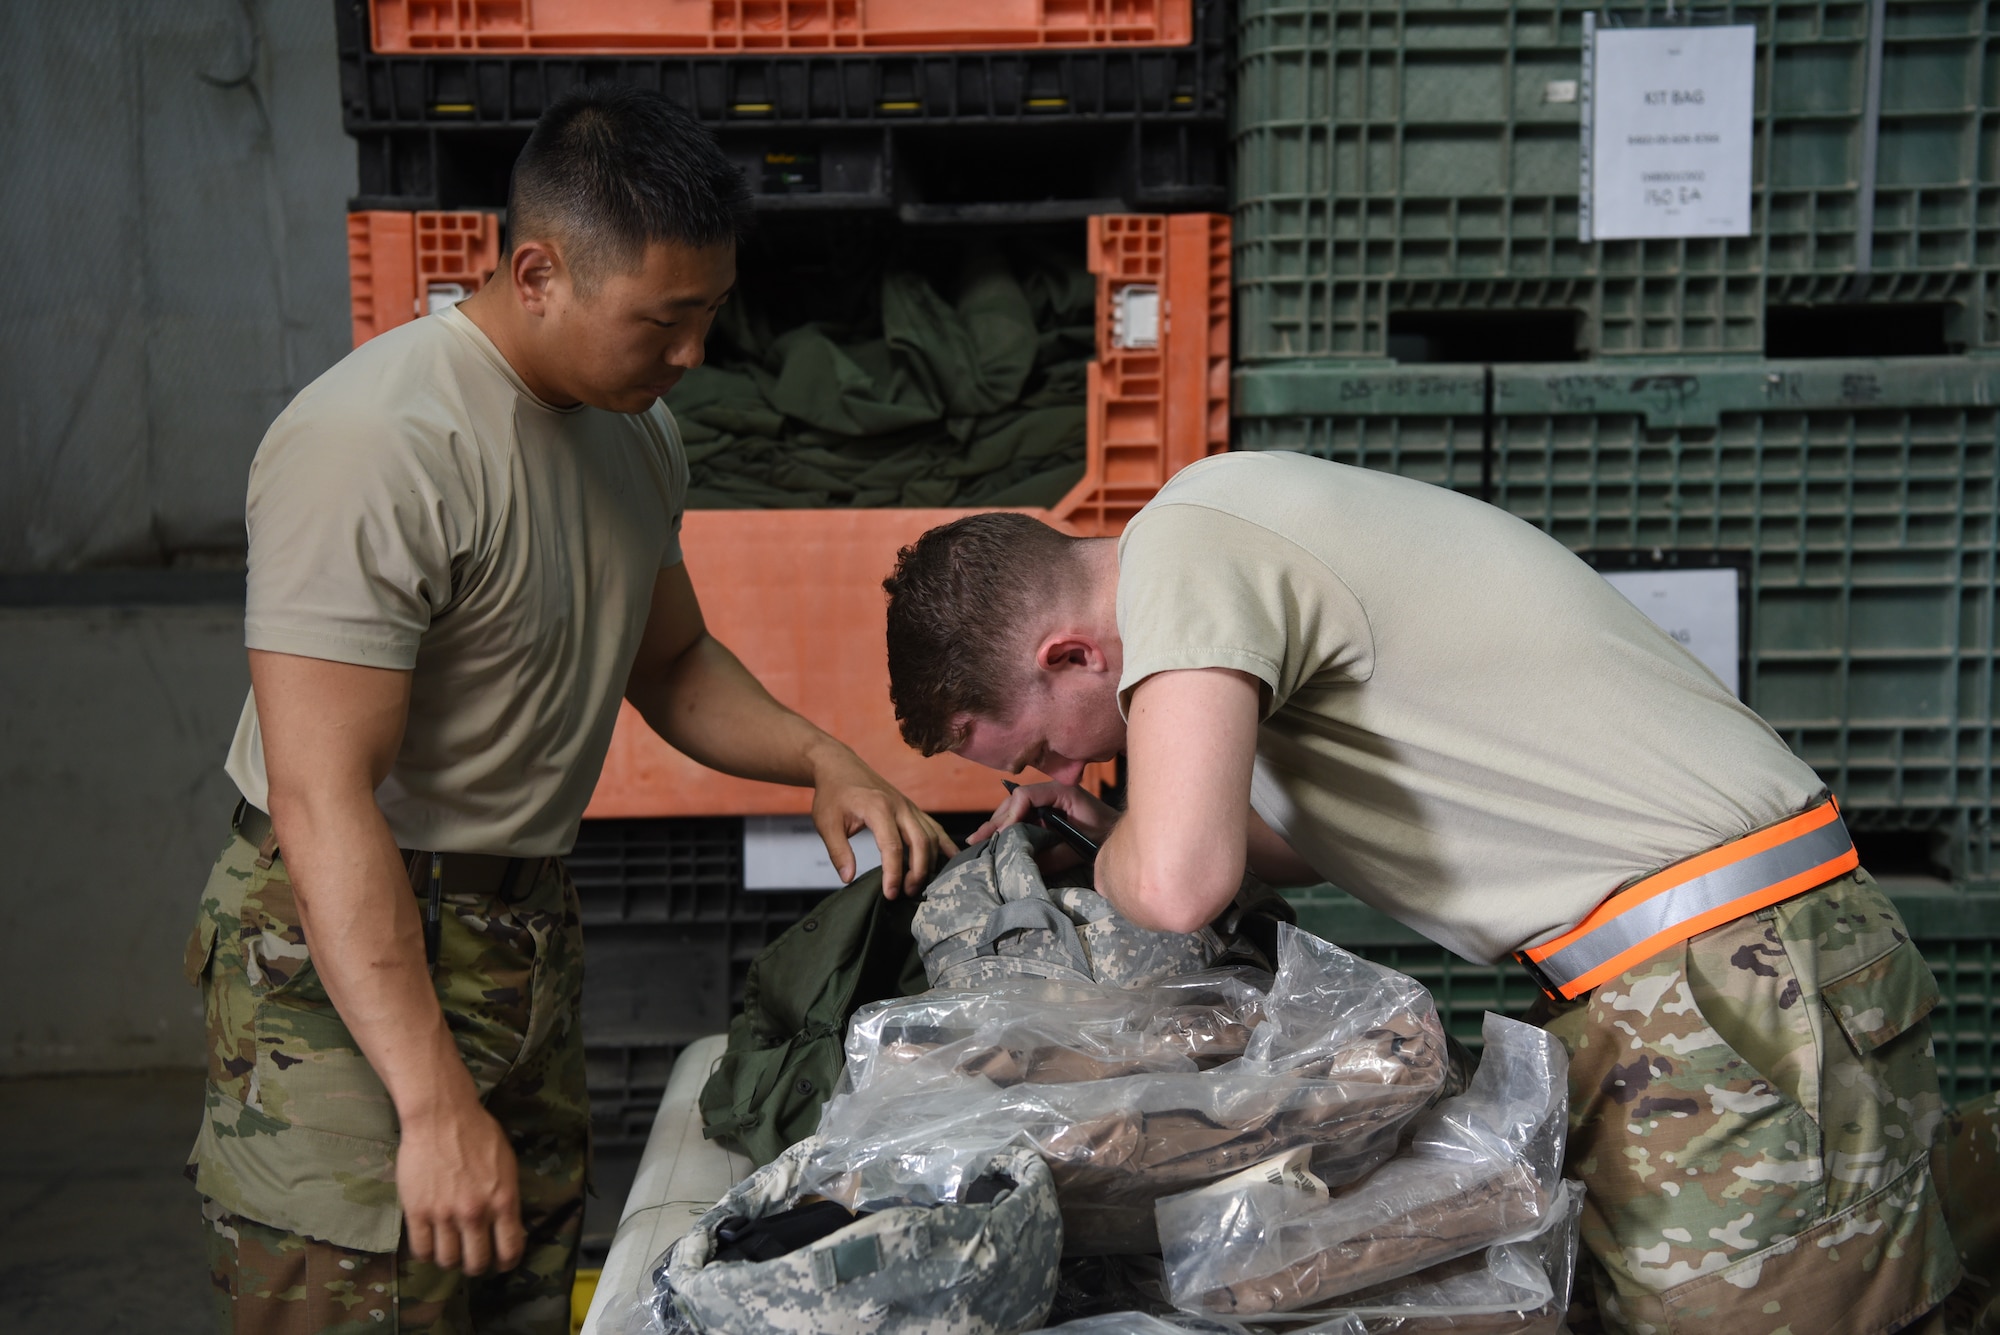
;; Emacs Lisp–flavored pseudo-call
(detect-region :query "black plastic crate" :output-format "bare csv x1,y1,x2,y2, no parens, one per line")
336,0,1228,127
334,0,1230,214
567,817,823,1255
569,816,819,1057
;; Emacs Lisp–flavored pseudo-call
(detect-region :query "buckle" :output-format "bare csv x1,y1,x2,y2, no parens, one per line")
1513,950,1568,1002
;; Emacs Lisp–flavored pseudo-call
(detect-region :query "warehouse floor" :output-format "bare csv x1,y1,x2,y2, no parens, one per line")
0,1068,211,1333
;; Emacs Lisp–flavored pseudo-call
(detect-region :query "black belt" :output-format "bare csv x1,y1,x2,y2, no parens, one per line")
231,799,547,966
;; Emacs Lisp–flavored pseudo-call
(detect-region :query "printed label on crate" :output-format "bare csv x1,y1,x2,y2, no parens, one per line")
743,815,881,891
1583,23,1754,241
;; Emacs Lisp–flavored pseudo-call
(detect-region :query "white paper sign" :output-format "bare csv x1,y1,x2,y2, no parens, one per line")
1587,24,1755,240
742,815,880,891
1602,567,1742,697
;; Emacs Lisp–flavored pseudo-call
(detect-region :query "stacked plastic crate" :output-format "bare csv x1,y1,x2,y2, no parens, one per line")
1231,0,1996,1099
334,0,1235,1251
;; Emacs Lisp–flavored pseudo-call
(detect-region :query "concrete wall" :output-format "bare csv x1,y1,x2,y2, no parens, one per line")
0,599,249,1073
0,0,352,1069
0,0,352,570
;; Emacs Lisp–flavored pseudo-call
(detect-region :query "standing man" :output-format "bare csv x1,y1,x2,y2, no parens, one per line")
187,87,951,1333
882,449,1960,1335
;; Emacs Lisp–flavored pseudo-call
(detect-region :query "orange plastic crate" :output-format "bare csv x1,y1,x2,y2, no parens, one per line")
371,0,1192,53
589,211,1228,817
342,208,1227,813
1053,212,1230,536
348,211,502,346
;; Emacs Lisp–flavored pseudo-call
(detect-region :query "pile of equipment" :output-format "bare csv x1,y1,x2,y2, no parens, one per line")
619,826,1580,1333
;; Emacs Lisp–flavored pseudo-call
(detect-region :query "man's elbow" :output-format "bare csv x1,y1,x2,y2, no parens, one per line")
1117,865,1240,935
1137,896,1223,936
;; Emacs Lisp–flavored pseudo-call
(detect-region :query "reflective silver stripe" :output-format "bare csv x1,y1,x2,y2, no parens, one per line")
1538,815,1854,989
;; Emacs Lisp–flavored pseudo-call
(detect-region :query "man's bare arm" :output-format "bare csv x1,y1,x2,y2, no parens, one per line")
251,650,524,1275
622,563,955,896
1094,667,1265,933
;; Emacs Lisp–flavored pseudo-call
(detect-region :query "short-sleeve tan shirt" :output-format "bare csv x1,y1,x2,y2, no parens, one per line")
1114,451,1823,964
224,306,689,857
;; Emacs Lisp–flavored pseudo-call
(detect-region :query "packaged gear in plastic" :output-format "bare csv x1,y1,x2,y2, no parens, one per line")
805,925,1450,1255
640,1136,1061,1335
1042,1315,1276,1335
840,966,1274,1094
915,823,1227,988
1158,1013,1569,1316
1294,1177,1585,1334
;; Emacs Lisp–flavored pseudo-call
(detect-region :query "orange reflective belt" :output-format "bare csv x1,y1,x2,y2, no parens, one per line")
1515,797,1857,1001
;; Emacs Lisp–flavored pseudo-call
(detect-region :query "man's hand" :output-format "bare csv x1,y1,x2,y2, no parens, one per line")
808,743,957,898
625,564,954,897
970,781,1121,848
398,1099,526,1275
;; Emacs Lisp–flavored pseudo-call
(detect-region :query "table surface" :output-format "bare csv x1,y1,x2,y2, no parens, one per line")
580,1035,751,1335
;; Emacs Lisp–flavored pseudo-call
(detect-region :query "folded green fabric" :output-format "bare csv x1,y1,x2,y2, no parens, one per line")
673,247,1091,509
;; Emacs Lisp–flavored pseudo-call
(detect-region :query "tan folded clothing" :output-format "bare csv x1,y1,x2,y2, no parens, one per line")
1206,1166,1547,1315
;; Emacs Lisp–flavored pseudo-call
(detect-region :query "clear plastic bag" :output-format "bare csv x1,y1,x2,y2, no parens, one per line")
804,927,1449,1255
1276,1179,1585,1334
1158,1014,1569,1316
1043,1315,1362,1335
837,968,1272,1099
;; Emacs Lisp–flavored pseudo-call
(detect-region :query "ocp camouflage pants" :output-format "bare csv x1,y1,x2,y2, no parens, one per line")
1532,868,1961,1335
185,830,589,1334
202,1197,582,1335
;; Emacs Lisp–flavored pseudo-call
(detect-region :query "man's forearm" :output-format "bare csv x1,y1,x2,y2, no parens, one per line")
269,788,477,1122
1093,669,1262,933
627,632,850,785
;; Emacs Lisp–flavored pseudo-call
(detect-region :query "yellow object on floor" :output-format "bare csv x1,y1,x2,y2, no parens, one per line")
571,1267,601,1334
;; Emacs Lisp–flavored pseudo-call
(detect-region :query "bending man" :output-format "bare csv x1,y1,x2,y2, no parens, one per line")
882,449,1957,1335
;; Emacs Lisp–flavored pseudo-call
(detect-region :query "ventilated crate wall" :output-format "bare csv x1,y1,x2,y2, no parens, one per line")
1491,360,1999,872
1927,935,2000,1100
568,817,822,1254
1233,362,1491,491
1236,357,1999,883
346,209,501,344
336,0,1230,214
369,0,1197,54
1232,0,2000,361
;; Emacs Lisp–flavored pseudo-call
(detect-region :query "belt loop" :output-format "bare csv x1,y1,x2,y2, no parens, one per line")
1513,951,1566,1003
237,799,281,871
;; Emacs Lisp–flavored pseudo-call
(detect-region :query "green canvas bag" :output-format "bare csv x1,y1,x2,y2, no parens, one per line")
698,869,929,1166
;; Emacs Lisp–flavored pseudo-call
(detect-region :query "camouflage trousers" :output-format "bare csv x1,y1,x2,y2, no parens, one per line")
185,829,589,1334
1531,868,1961,1335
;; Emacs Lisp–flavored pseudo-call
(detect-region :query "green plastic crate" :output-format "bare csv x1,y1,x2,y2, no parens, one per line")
1286,884,2000,1104
1235,355,1999,880
1233,0,2000,361
1233,362,1491,491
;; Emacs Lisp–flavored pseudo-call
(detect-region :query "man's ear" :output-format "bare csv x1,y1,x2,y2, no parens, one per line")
1037,633,1108,674
509,239,563,316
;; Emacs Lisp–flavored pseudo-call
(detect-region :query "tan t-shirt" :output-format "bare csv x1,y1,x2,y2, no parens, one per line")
1115,451,1823,964
224,306,688,857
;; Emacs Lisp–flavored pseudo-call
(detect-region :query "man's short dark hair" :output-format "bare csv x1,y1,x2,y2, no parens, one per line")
508,85,751,290
883,513,1086,756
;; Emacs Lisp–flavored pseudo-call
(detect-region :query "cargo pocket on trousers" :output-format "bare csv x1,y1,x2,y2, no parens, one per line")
1820,934,1940,1058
